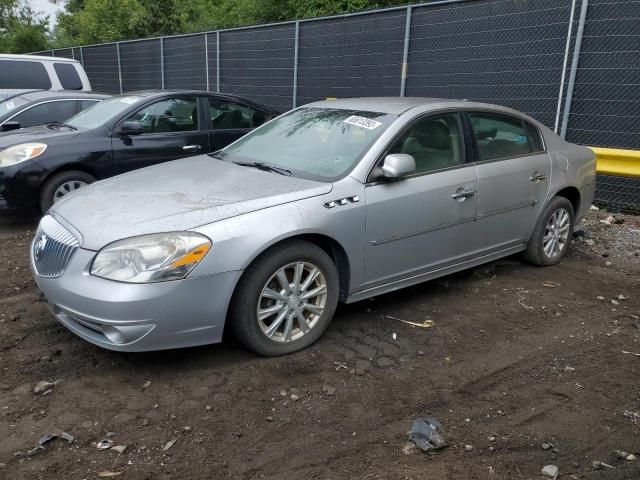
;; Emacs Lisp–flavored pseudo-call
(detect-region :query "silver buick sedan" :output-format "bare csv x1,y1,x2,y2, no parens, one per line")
30,98,596,356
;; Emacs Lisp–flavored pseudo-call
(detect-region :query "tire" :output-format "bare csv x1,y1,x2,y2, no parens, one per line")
39,170,95,213
524,196,575,267
228,240,340,356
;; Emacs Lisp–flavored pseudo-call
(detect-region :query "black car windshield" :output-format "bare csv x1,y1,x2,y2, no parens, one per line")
66,95,145,129
218,107,395,181
0,96,29,118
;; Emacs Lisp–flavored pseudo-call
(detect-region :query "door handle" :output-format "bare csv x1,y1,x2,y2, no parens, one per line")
451,190,477,200
182,145,202,152
530,172,546,182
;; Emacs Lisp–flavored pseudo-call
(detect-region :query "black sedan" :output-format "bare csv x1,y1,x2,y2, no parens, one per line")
0,90,278,211
0,90,110,132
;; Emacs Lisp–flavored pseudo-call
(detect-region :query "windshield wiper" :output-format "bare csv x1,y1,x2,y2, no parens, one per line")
46,122,77,130
234,161,294,177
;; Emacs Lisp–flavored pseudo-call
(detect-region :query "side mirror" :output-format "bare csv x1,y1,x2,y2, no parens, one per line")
381,153,416,179
1,121,21,132
116,120,144,136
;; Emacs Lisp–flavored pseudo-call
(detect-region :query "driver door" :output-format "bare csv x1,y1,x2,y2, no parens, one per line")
111,95,209,174
363,112,479,288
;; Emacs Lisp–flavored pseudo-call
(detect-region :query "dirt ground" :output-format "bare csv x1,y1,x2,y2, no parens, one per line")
0,210,639,480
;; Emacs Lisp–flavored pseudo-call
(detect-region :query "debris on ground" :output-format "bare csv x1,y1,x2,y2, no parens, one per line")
33,380,55,394
96,439,114,450
592,460,615,470
541,464,559,478
408,418,447,452
111,445,127,454
14,431,74,457
97,471,122,477
162,437,178,452
142,381,151,390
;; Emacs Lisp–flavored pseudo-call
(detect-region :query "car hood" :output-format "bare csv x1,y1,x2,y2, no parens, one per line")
51,155,333,251
0,125,80,146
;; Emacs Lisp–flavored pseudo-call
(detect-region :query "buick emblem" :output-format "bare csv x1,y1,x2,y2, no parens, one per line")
34,233,48,261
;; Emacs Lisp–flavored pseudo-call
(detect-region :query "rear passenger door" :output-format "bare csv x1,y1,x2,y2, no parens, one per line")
205,97,273,151
468,111,551,251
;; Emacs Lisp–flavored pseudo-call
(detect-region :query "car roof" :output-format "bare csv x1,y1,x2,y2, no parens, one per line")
16,90,111,101
0,54,79,63
121,90,280,112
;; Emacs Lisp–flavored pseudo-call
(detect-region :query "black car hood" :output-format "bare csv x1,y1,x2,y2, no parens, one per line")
0,125,81,148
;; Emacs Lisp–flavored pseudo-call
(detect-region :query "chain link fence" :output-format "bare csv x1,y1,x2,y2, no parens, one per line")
33,0,640,212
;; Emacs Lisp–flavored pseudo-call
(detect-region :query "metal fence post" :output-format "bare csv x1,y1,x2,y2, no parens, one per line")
292,21,300,108
160,38,165,90
560,0,589,139
554,0,577,133
79,46,84,66
116,42,123,93
205,34,210,91
216,31,221,93
50,49,55,56
400,5,412,97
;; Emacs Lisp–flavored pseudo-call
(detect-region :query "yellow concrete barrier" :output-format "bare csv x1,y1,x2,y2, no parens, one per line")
590,147,640,178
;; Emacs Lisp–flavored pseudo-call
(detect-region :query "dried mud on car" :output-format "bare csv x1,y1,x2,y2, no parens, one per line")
0,211,639,479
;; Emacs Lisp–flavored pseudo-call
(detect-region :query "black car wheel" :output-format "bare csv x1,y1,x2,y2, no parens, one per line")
40,170,95,213
228,240,339,356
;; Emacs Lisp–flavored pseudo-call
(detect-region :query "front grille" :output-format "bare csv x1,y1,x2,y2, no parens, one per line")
32,215,80,278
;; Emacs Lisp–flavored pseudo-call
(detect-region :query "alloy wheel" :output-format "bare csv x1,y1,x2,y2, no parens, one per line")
543,207,571,259
257,262,328,343
53,180,88,203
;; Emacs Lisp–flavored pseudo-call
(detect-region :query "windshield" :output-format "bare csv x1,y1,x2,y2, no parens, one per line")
0,96,29,117
66,95,144,129
218,107,395,181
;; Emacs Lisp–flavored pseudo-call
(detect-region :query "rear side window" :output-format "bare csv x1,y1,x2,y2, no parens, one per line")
54,63,83,90
469,112,531,161
0,60,52,89
79,99,100,111
525,122,544,152
12,100,78,128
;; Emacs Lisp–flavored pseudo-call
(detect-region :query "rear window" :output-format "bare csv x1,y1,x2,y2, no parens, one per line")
54,63,83,90
0,60,52,89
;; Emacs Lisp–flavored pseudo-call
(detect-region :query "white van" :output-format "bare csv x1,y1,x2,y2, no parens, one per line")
0,54,92,100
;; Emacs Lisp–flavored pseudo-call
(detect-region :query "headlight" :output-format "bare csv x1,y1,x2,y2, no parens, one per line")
0,143,47,168
90,232,211,283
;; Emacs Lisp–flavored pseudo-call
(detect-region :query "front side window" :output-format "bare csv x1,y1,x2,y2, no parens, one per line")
126,97,198,133
219,107,395,181
0,60,51,89
388,113,465,173
469,112,532,161
208,98,271,130
12,100,78,128
54,63,83,90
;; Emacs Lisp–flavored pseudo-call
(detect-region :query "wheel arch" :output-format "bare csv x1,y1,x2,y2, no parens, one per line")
553,185,581,215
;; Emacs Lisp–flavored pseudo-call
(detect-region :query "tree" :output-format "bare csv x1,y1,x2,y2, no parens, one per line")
0,0,50,53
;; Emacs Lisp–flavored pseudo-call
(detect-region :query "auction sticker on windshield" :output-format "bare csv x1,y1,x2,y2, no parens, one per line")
119,97,140,105
343,115,382,130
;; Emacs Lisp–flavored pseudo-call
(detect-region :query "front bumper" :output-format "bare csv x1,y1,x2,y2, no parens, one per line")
0,162,46,210
33,248,242,352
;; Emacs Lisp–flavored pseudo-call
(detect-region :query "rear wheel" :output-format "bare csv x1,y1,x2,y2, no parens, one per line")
524,196,575,266
39,170,94,213
229,240,339,356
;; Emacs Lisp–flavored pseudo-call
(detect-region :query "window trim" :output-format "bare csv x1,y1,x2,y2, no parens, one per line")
463,110,547,165
366,109,472,184
0,98,85,126
117,95,202,136
204,95,260,132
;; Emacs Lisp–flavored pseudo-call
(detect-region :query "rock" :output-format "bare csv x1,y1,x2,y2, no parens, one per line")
464,444,473,451
322,384,336,395
183,426,192,432
266,416,274,422
205,405,212,411
627,454,637,461
142,419,149,426
290,394,300,401
552,447,560,454
541,464,559,478
617,294,627,300
488,435,496,442
141,381,151,390
585,239,595,247
162,438,177,452
564,366,576,373
596,296,605,300
605,261,612,267
542,442,553,450
279,389,287,397
111,445,126,454
611,299,619,305
590,205,599,211
33,381,54,394
402,442,417,455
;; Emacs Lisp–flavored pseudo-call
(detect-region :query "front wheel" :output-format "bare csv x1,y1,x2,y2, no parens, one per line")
524,196,575,266
39,170,94,213
228,240,339,356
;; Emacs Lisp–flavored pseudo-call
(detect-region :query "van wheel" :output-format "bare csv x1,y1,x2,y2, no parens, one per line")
39,170,94,213
525,196,575,266
229,240,339,356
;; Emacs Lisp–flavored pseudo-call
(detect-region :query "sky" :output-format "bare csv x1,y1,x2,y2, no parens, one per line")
29,0,64,29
